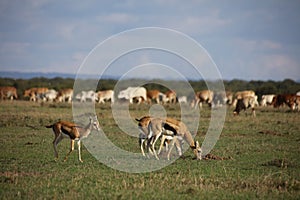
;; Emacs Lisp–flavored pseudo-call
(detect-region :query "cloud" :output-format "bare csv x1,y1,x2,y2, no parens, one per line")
166,10,232,35
234,38,282,53
0,42,30,54
218,38,299,80
55,24,77,40
99,13,138,24
260,54,299,79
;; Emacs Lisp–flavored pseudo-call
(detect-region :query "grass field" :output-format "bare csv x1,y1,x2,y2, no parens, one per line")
0,101,299,199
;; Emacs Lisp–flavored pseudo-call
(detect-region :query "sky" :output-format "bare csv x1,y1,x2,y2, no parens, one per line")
0,0,300,81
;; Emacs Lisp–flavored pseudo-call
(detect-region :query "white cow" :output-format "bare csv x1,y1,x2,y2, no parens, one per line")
118,87,147,104
44,89,58,102
178,96,187,104
97,90,114,104
75,90,97,102
260,94,275,107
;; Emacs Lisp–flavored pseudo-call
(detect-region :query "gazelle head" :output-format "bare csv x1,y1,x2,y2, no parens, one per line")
193,141,202,160
89,116,100,131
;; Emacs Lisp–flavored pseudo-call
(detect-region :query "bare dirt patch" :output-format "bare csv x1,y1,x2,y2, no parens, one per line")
202,153,233,160
259,130,283,136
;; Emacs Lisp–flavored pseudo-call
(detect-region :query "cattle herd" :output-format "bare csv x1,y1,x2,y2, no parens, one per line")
0,85,299,113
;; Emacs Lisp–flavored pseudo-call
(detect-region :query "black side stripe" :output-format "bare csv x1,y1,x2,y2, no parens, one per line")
163,123,178,135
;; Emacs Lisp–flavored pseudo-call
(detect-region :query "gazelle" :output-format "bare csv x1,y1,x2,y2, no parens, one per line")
163,117,202,160
136,116,202,160
136,116,181,159
147,117,202,160
46,116,100,162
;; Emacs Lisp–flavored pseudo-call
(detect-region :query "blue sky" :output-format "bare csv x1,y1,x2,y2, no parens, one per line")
0,0,299,80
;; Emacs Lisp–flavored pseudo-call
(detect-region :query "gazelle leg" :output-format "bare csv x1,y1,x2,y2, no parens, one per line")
140,138,149,158
167,136,177,160
53,134,64,161
146,137,154,155
77,140,83,163
158,135,167,155
64,140,75,162
174,139,182,156
151,133,161,160
140,138,146,157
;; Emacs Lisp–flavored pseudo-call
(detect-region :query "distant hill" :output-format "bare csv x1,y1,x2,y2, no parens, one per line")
0,71,299,83
0,71,119,80
0,71,75,79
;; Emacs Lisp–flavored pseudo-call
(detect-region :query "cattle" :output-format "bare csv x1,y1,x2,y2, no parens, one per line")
178,96,187,104
253,95,259,107
235,90,255,99
97,90,114,104
164,90,177,104
272,94,299,110
0,86,18,100
233,96,257,117
24,87,48,102
191,90,214,108
260,94,275,107
43,89,58,102
212,91,227,107
293,95,300,111
56,88,73,103
232,90,256,107
226,91,234,105
118,87,147,104
75,90,97,102
146,90,161,104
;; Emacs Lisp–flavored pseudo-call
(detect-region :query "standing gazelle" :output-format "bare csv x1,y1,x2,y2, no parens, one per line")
46,116,100,162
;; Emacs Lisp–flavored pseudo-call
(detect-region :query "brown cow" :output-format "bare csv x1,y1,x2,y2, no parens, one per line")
191,90,214,108
97,90,114,104
146,90,161,104
233,96,257,117
162,90,177,104
293,95,300,111
24,87,48,101
0,86,18,100
271,94,297,110
55,88,73,103
232,90,256,107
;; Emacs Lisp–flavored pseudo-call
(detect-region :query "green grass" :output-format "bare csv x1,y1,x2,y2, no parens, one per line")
0,101,299,199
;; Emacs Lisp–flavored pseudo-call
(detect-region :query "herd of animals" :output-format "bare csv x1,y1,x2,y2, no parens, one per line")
1,85,299,162
0,86,299,112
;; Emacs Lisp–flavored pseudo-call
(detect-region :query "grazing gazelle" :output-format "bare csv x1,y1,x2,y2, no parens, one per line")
136,116,202,160
136,116,181,159
148,117,202,160
46,116,100,162
161,118,202,160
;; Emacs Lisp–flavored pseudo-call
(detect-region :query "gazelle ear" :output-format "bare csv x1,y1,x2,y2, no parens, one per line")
195,141,199,148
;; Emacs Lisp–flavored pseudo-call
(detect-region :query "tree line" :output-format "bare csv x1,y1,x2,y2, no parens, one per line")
0,77,299,100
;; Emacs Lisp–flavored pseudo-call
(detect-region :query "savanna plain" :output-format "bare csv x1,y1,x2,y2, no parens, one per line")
0,101,299,199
